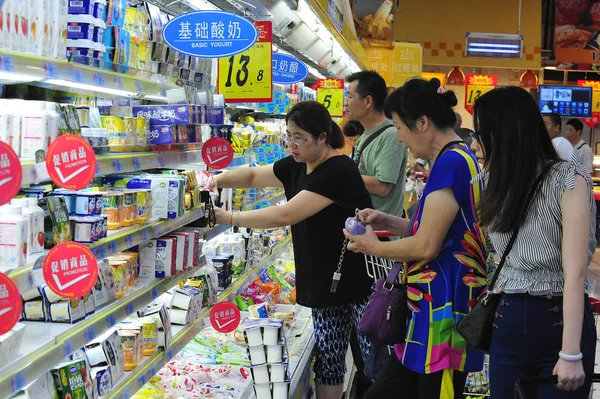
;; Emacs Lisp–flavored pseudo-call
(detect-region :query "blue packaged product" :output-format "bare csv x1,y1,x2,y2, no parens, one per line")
206,107,225,124
68,0,94,15
149,125,176,145
132,105,195,125
75,193,96,216
93,0,107,20
67,15,96,40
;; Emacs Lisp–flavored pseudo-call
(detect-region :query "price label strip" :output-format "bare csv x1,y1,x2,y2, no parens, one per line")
217,21,273,103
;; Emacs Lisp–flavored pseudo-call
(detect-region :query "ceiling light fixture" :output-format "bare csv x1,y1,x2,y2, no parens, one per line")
44,79,139,97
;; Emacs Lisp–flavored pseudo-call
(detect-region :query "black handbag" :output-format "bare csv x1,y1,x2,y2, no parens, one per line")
514,374,600,398
457,167,550,353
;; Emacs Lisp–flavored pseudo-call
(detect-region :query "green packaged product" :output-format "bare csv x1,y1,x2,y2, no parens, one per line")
268,265,294,292
47,196,72,244
50,359,90,399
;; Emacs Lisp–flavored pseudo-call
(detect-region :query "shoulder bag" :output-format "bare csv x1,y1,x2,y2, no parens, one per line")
354,123,393,167
457,166,550,353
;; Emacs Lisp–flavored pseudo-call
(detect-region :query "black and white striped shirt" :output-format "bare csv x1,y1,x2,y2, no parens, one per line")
487,155,596,295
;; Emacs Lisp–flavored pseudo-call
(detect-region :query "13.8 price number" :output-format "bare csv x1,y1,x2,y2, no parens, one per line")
224,55,264,88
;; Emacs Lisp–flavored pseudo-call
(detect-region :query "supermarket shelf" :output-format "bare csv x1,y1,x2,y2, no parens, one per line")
0,268,199,398
7,206,207,294
21,147,206,186
0,50,178,98
107,236,293,399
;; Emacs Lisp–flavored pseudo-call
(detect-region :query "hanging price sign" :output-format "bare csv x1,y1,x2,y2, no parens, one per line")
0,141,22,206
578,80,600,128
218,21,272,103
202,138,234,170
46,135,97,190
317,78,345,117
0,272,22,335
43,242,98,298
464,74,497,115
210,301,241,333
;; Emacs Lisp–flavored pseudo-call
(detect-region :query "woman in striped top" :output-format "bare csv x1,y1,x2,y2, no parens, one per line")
473,86,597,398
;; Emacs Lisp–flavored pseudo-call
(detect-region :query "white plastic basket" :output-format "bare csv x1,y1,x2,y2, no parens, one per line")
364,231,402,283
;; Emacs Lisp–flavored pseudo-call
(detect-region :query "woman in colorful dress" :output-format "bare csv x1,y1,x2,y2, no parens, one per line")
473,87,596,398
345,78,486,399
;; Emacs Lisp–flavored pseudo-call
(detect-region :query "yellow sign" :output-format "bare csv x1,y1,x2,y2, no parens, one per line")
392,42,422,88
317,78,345,117
578,81,600,113
364,46,393,86
218,21,272,103
422,72,446,88
465,74,497,113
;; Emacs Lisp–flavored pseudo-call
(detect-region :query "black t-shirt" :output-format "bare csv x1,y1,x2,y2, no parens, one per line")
273,155,374,308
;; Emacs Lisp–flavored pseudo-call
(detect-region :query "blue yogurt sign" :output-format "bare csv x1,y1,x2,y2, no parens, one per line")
162,11,258,58
272,53,309,84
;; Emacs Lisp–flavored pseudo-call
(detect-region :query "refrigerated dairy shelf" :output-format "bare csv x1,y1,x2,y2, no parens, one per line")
105,236,293,399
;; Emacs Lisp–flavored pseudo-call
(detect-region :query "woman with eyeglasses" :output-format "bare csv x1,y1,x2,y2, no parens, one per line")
344,78,486,399
210,100,374,399
472,86,596,398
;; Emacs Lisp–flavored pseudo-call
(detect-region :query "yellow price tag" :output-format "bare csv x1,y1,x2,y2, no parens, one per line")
218,21,272,103
466,85,494,107
316,78,345,117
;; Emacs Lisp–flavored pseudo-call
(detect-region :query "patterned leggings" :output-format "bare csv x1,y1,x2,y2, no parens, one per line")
311,297,371,386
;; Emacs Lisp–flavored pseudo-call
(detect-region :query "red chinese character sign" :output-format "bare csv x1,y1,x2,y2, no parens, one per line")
46,135,96,190
578,80,600,128
202,138,234,169
0,141,22,206
0,272,22,335
210,301,241,333
464,74,498,115
43,242,98,298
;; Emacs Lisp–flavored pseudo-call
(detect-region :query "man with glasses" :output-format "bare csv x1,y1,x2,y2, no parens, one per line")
346,71,408,219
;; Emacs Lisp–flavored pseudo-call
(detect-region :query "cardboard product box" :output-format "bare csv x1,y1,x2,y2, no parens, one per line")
149,125,176,145
174,229,201,268
40,285,64,304
137,304,172,348
50,359,92,399
152,291,173,308
139,240,158,278
82,292,95,316
90,365,112,398
171,287,203,313
168,308,190,325
85,329,125,383
22,299,48,322
19,371,56,399
48,298,86,324
165,233,189,271
156,237,177,278
132,104,195,125
93,258,116,308
20,287,42,301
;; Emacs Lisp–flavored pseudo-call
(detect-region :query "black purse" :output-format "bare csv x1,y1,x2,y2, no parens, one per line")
514,374,600,398
457,167,549,353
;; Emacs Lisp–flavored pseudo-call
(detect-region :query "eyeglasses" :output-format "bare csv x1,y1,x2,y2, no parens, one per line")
281,132,310,146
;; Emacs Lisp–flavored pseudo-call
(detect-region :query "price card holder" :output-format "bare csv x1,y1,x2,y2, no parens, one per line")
166,349,174,361
151,287,159,299
109,241,117,254
142,228,150,242
73,68,83,83
93,72,105,87
98,245,107,259
113,159,123,173
107,313,117,328
0,55,15,72
217,21,273,103
43,61,58,78
135,80,143,93
85,326,96,342
63,339,74,356
121,388,129,399
138,374,147,387
126,234,134,248
126,302,135,316
132,158,141,170
10,372,25,394
115,76,123,89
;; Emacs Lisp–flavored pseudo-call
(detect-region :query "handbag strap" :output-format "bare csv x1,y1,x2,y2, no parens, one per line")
354,123,393,167
385,262,402,286
487,164,552,291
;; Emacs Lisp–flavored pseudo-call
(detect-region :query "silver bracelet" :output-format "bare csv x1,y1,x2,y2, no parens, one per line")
559,351,583,362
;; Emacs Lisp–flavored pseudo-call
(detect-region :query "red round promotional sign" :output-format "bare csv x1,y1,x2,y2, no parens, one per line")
202,138,234,170
42,242,98,298
0,272,22,335
46,135,97,190
0,141,22,206
210,301,241,333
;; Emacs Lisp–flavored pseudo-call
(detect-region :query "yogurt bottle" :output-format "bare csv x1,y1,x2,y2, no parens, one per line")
0,205,29,269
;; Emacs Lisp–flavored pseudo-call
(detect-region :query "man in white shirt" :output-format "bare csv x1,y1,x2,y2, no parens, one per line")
542,113,573,161
566,118,594,175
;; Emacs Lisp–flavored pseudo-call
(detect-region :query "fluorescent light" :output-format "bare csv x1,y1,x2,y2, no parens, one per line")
467,48,521,54
44,79,138,96
185,0,220,10
469,43,520,49
544,66,557,70
296,0,320,31
307,65,325,79
144,95,168,102
0,71,43,84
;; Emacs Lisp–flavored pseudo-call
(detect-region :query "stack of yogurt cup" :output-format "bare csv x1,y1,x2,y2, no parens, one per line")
242,318,290,399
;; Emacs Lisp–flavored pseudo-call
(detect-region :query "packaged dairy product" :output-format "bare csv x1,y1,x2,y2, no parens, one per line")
0,205,28,269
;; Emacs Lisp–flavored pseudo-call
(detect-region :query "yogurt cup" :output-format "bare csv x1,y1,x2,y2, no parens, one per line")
93,0,107,19
68,0,94,15
263,324,282,346
67,39,95,63
250,364,269,384
272,382,289,399
248,345,266,365
93,19,106,43
67,15,96,40
268,363,288,383
75,193,96,216
266,344,283,363
243,325,263,346
253,383,272,399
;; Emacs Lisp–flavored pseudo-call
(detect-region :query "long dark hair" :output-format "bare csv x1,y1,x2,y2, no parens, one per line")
286,101,345,149
474,86,561,233
384,78,457,130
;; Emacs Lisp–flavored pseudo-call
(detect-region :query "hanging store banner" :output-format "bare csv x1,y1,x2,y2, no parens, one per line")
272,53,308,84
43,242,98,298
464,74,498,115
554,1,600,69
364,46,393,86
218,21,272,103
578,80,600,128
317,78,345,117
392,42,423,88
162,11,258,58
